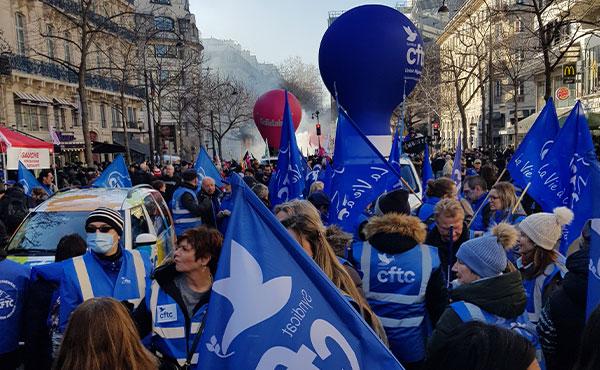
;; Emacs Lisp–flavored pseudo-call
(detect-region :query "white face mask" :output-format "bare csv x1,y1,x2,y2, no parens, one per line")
87,232,115,254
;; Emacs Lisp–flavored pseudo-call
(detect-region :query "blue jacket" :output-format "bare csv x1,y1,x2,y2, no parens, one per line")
469,193,489,232
171,187,203,236
58,248,151,332
416,196,440,231
0,258,30,355
134,264,208,368
352,241,441,363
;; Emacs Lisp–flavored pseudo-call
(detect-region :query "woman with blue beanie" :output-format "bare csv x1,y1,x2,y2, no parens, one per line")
428,223,541,368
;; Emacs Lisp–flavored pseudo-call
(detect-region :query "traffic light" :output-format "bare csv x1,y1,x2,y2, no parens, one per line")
316,123,321,136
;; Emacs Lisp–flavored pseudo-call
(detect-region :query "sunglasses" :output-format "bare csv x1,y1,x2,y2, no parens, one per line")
86,225,114,233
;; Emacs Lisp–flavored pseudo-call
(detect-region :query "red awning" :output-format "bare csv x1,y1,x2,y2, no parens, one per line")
0,126,54,153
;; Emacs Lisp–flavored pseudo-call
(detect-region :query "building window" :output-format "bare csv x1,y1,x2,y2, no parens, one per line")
150,0,171,4
15,13,26,56
100,104,107,128
95,45,102,69
155,44,177,58
158,69,170,83
111,106,118,128
73,110,79,127
518,80,525,96
515,19,523,33
46,25,55,59
87,103,94,121
495,81,502,98
154,16,175,31
15,104,48,131
64,32,72,63
127,107,137,128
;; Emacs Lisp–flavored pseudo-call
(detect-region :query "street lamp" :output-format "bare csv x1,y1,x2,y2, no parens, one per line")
311,110,321,154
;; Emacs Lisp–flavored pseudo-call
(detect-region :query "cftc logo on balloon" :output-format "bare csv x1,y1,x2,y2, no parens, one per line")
319,5,424,138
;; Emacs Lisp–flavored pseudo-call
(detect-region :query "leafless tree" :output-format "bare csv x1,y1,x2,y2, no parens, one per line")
31,0,136,166
278,56,324,112
493,0,600,101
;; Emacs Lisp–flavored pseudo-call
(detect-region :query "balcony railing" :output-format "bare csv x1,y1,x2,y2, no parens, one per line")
42,0,135,41
9,54,145,98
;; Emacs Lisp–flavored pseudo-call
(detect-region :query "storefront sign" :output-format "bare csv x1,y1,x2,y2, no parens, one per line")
562,64,576,84
555,87,570,101
6,147,51,169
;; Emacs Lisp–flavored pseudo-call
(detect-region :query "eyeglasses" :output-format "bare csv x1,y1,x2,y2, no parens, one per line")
85,225,114,233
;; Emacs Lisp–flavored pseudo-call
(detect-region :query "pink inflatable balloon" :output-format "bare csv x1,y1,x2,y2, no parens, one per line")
253,89,302,149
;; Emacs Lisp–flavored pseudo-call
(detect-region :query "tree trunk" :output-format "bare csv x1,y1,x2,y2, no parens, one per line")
120,91,132,164
79,72,93,166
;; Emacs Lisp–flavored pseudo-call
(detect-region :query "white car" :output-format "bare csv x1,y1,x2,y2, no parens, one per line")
398,155,423,210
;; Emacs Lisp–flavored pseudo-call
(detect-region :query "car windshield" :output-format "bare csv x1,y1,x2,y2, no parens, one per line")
7,211,90,254
400,164,418,192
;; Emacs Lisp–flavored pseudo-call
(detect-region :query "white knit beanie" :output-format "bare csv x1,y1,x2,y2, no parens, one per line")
519,207,574,250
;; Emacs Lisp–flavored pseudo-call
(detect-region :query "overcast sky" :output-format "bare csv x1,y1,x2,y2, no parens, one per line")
191,0,399,67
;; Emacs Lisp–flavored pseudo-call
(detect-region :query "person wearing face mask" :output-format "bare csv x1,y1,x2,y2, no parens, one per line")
133,226,223,370
57,207,152,334
428,223,543,367
516,207,573,324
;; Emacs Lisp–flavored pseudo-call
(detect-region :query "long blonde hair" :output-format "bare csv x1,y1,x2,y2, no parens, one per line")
53,298,158,370
277,200,388,342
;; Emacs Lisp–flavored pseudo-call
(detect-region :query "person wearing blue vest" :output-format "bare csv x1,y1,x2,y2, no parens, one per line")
351,194,448,369
170,170,209,237
0,251,30,370
58,207,152,333
428,224,544,367
485,181,527,229
133,226,223,369
37,169,57,196
463,176,489,232
516,207,573,324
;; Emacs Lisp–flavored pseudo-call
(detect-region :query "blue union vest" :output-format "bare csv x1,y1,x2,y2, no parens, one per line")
352,242,440,363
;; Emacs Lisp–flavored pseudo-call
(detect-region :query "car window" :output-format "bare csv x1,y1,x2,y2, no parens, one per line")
144,195,165,235
130,206,150,243
7,211,89,253
400,164,418,192
151,191,172,227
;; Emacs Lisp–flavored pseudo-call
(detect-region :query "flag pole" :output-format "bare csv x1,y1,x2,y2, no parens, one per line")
467,167,507,228
399,176,424,205
511,182,531,216
446,226,454,288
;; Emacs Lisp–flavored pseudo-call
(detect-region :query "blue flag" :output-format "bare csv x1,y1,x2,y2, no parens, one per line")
92,154,132,188
319,163,334,195
389,124,402,174
194,146,224,187
196,174,402,369
528,101,599,253
328,108,403,232
507,98,560,189
305,163,322,190
17,161,46,196
422,143,434,193
587,158,600,319
451,132,462,189
269,91,305,207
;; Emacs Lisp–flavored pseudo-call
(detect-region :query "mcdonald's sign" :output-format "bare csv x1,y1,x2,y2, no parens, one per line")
563,64,576,84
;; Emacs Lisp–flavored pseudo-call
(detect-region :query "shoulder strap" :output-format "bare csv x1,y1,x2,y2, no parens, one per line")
128,250,146,308
450,301,487,322
185,308,208,367
72,256,94,301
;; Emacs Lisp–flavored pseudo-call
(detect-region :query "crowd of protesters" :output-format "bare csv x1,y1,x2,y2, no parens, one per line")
1,147,599,370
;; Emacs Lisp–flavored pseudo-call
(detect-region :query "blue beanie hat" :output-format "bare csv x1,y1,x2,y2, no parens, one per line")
456,235,507,278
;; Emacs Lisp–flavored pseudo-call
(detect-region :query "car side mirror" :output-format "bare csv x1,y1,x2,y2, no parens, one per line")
135,233,157,248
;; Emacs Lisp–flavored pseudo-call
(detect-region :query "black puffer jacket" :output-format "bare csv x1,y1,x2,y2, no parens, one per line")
537,248,588,370
428,271,526,355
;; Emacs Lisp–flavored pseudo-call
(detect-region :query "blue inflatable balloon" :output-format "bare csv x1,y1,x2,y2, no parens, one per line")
319,5,423,136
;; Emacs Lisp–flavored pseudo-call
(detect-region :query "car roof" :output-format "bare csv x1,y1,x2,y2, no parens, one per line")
35,186,156,212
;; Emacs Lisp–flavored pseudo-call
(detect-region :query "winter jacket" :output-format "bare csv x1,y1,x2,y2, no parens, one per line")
425,222,473,280
351,213,448,364
0,187,29,235
537,248,588,370
159,174,181,204
428,271,526,356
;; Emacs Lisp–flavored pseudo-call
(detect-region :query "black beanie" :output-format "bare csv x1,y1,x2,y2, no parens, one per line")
374,189,411,216
86,207,124,236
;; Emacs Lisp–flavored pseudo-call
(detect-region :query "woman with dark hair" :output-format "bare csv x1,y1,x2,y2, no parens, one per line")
572,305,600,370
134,226,223,369
516,207,573,323
426,321,539,370
54,297,158,370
